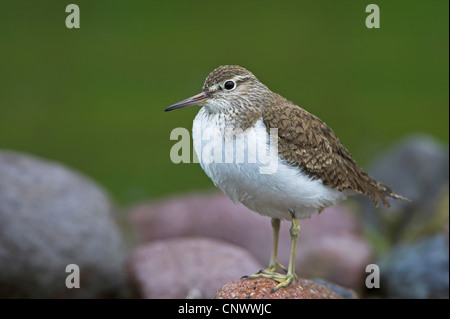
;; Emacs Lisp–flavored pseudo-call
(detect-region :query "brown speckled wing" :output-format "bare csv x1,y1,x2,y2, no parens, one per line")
262,103,395,207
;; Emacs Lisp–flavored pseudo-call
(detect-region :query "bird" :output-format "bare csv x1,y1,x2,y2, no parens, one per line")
164,65,407,292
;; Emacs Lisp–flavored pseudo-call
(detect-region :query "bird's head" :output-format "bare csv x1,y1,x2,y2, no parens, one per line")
165,65,270,113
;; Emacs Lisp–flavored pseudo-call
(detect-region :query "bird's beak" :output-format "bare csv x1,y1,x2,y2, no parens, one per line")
164,92,208,112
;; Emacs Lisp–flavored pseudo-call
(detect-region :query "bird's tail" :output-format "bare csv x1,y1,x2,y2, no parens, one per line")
372,181,410,208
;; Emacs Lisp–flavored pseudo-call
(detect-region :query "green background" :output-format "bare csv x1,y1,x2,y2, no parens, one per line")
0,1,448,204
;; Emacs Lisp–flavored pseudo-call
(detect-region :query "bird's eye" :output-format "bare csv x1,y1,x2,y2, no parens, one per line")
224,80,235,90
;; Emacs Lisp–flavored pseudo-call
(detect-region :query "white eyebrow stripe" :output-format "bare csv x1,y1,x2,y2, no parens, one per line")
209,84,220,91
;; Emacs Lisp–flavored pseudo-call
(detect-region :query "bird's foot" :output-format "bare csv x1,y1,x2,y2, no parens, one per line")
242,270,298,292
270,272,298,292
266,261,287,273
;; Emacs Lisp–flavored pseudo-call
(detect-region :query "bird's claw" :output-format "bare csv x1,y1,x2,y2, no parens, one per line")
244,269,298,292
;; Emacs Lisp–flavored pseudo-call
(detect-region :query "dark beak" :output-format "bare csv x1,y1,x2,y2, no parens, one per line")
164,92,208,112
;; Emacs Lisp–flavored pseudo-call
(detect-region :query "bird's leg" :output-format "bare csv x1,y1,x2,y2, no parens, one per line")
265,218,287,273
272,210,300,291
244,218,286,280
244,213,299,291
249,218,287,275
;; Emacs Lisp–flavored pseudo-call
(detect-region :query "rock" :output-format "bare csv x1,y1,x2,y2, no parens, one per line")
213,278,343,299
0,150,127,298
311,278,358,299
128,237,263,299
378,234,449,299
295,212,373,290
129,192,273,266
129,192,373,290
358,134,449,242
370,134,448,208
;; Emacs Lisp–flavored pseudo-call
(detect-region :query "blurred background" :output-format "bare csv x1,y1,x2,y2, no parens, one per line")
1,0,448,204
0,1,448,299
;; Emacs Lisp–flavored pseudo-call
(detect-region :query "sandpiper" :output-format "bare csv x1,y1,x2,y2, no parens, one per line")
165,65,407,291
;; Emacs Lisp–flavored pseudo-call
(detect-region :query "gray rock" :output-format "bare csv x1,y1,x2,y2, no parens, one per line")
372,135,448,207
128,237,263,299
0,150,127,298
311,278,358,299
129,192,373,290
358,134,449,242
378,234,449,299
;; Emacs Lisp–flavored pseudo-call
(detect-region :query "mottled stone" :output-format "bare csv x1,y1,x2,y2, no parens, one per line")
213,278,343,299
311,278,358,299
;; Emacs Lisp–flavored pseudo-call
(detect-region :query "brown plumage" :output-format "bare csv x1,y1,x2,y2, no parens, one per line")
262,102,406,207
204,65,407,207
168,64,408,207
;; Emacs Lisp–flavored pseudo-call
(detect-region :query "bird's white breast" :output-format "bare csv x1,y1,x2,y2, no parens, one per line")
192,108,346,220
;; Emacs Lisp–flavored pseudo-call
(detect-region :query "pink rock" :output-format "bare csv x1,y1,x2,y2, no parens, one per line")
298,234,373,289
129,192,373,290
128,237,263,299
130,192,271,263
